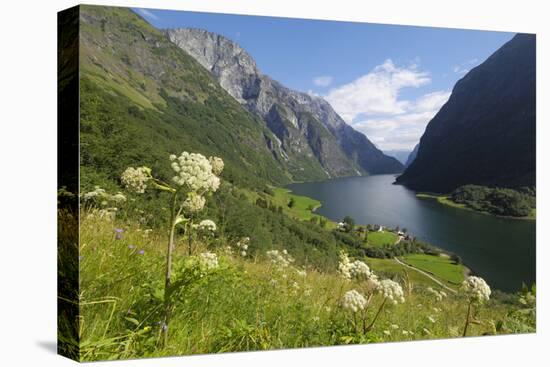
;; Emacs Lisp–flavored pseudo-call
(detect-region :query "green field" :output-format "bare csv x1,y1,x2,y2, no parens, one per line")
366,230,399,247
416,193,468,210
400,254,465,285
364,257,444,288
272,187,321,220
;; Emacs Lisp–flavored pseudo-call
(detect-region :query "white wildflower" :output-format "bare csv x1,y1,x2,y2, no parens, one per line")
390,324,399,330
170,151,220,192
296,269,307,278
111,192,127,203
197,219,216,233
291,281,300,290
182,193,206,213
461,276,491,303
121,166,151,194
427,287,447,301
341,289,367,312
199,252,219,270
209,156,224,175
338,251,377,284
236,237,250,256
266,249,294,269
383,330,391,336
377,279,405,305
428,316,436,323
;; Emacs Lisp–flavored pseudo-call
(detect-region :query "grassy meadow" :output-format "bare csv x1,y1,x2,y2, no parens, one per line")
366,230,399,247
400,254,466,286
60,204,535,361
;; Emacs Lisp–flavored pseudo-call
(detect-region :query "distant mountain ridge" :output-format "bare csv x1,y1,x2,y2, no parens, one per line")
404,144,419,168
396,34,535,193
166,28,403,178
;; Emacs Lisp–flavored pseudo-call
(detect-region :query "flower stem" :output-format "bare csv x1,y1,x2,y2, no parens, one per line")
463,301,472,337
161,191,178,346
366,297,387,333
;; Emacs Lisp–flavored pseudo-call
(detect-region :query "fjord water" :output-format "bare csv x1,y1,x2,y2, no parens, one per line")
288,175,535,292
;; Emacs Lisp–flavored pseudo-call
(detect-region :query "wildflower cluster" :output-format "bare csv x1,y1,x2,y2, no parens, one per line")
338,252,378,283
82,186,127,206
197,219,217,234
209,156,224,176
341,290,368,312
266,249,294,269
236,237,250,257
377,279,405,305
182,193,206,213
426,287,448,301
170,152,221,192
121,167,151,194
199,252,219,270
461,276,491,304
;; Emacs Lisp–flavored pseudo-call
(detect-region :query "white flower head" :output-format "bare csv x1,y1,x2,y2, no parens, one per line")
199,252,219,270
377,279,405,305
170,152,220,193
461,276,491,304
112,192,127,203
121,166,151,194
209,156,224,175
197,219,217,233
341,289,367,312
182,193,206,213
338,252,378,285
266,249,294,269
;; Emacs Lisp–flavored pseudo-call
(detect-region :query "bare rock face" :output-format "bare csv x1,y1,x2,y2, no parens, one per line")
167,28,403,177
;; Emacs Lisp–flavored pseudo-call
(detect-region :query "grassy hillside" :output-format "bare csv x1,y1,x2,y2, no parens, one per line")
65,212,535,361
79,5,301,191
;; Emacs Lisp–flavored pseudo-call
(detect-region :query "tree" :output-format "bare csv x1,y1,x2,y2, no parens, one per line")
342,216,355,232
288,197,295,208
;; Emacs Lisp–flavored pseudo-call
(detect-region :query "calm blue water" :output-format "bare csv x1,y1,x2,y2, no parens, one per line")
288,174,536,292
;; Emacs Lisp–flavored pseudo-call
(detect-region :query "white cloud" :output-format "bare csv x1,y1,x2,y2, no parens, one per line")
325,59,431,122
351,91,450,150
323,59,449,151
135,8,160,20
313,76,334,87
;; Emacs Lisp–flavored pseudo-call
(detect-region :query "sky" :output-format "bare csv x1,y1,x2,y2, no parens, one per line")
134,7,514,152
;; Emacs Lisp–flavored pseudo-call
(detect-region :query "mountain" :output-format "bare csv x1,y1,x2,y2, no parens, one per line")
78,5,295,189
384,150,412,165
396,34,535,193
166,28,403,178
404,144,419,168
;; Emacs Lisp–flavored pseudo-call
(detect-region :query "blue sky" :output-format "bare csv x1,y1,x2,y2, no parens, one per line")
134,7,514,152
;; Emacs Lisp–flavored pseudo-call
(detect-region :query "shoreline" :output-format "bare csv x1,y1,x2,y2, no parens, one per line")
416,192,536,221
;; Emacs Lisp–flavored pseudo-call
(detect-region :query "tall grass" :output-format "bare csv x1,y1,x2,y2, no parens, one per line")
65,211,535,361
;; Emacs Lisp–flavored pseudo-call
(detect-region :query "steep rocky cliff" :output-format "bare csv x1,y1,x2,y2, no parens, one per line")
167,28,403,178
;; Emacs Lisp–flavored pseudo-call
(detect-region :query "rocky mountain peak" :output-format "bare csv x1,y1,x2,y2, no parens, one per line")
167,28,260,104
167,27,403,176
